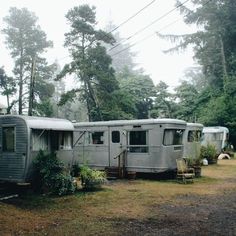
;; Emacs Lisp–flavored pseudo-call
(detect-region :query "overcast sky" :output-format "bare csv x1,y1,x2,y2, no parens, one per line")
0,0,198,105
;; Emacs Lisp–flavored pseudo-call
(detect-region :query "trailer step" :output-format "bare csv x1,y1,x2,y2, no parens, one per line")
105,167,120,178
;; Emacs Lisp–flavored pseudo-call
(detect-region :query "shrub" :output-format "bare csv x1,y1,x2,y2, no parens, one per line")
200,144,217,164
80,165,107,190
33,150,76,195
185,157,202,167
71,162,80,177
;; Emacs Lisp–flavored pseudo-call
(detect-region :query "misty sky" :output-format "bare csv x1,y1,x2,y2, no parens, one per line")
0,0,198,105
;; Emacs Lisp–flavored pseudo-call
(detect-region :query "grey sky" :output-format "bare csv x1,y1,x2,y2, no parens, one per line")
0,0,198,105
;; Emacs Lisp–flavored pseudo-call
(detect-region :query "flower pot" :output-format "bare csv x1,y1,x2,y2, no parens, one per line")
207,159,217,165
193,166,202,178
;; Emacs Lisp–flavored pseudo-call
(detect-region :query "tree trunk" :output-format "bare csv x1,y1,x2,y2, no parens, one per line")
220,35,228,93
18,48,24,115
28,57,36,116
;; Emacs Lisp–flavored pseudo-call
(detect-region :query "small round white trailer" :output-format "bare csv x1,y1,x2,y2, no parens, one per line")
201,126,229,155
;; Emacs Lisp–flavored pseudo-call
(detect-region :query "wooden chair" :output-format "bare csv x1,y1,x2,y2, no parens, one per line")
176,158,195,183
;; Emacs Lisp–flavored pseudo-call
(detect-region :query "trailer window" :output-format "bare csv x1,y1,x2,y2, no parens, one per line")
112,131,120,143
2,127,15,152
188,130,202,142
32,129,48,151
163,129,183,146
129,130,148,153
91,132,104,144
59,132,72,150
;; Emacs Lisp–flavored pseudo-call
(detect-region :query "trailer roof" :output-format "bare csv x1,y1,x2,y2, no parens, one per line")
73,118,186,128
203,126,229,133
0,115,74,131
187,123,204,128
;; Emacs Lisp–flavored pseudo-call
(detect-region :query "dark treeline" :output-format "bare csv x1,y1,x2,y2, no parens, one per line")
0,1,236,146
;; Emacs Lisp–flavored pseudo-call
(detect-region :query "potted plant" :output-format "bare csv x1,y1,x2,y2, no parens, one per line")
192,158,202,178
80,165,107,190
200,144,218,164
186,157,202,178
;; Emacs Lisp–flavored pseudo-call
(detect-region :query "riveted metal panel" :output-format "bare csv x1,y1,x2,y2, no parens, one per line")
0,116,28,182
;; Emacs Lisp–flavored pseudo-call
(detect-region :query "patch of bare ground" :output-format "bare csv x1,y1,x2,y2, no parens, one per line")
109,160,236,236
112,191,236,236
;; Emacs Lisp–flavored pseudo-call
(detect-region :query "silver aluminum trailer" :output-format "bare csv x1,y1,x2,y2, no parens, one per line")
0,115,74,183
201,126,229,154
73,119,187,173
183,123,203,159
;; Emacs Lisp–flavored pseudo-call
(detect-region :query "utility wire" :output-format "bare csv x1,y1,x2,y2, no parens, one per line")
108,0,157,34
110,0,214,57
108,0,190,52
48,0,157,64
111,18,181,57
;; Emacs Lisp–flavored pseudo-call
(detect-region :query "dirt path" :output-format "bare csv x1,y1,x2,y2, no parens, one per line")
114,161,236,236
114,191,236,236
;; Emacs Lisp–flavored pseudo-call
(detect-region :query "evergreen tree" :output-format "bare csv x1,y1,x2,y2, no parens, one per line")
2,7,54,115
151,81,176,118
103,21,136,73
58,4,120,121
118,68,155,119
0,67,17,113
158,0,236,147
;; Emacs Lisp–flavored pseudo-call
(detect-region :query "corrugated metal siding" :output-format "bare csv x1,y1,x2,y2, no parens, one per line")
0,116,28,182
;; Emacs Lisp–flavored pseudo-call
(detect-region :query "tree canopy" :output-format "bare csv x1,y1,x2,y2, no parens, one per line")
158,0,236,147
2,7,55,115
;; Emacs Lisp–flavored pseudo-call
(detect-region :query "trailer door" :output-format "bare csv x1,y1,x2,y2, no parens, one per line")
109,127,126,167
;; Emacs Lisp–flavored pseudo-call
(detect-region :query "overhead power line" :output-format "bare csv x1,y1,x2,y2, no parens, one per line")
111,18,181,57
110,0,214,57
48,0,157,65
108,0,157,34
108,0,190,52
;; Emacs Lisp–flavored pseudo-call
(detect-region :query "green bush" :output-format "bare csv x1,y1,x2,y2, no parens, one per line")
185,157,202,167
33,150,76,195
71,162,81,177
200,144,217,164
80,165,107,190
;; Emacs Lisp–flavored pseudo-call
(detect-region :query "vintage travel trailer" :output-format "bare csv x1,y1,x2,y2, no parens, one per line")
73,119,187,174
201,126,229,154
183,123,203,159
0,115,74,183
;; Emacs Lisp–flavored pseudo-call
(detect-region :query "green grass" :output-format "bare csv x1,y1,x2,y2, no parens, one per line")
0,159,235,235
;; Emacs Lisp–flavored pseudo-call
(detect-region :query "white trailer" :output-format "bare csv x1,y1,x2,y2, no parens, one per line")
183,123,203,159
0,115,74,183
73,119,187,174
201,126,229,154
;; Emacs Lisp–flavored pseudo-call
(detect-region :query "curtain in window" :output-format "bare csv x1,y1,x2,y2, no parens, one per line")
59,132,72,150
164,130,174,145
32,130,48,151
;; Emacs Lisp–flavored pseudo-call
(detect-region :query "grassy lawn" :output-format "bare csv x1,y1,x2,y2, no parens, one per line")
0,159,236,235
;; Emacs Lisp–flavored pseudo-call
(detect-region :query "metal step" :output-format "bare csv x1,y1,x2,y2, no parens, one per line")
105,167,120,178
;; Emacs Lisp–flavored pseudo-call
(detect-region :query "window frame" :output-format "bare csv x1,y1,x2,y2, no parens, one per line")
90,131,105,145
59,131,73,150
187,130,202,142
128,130,149,153
31,129,49,151
111,131,120,143
2,126,16,153
163,129,184,146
